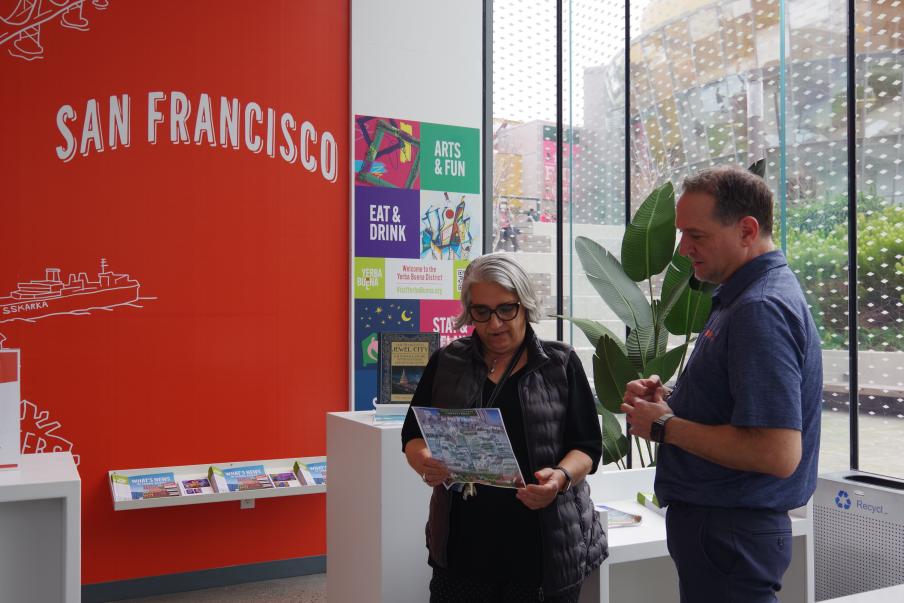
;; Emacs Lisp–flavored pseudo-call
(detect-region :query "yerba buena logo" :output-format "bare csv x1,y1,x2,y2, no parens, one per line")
835,489,851,510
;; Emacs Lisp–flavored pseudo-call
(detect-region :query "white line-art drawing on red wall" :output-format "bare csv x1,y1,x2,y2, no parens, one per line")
1,0,108,62
0,258,155,324
0,334,81,466
20,399,80,465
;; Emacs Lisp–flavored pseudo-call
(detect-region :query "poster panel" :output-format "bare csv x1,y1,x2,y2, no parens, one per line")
351,114,480,411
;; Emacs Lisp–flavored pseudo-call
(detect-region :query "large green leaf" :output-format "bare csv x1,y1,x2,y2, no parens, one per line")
663,253,715,335
558,315,627,356
575,236,653,332
625,324,655,372
642,342,688,384
600,405,629,466
593,334,639,412
622,182,676,281
658,256,691,328
662,250,692,288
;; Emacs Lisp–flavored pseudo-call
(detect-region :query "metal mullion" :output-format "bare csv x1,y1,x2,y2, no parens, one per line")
556,0,564,342
483,0,493,255
625,0,633,469
846,0,859,470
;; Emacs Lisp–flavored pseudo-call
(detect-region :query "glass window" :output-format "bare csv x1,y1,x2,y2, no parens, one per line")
491,0,904,479
855,0,904,478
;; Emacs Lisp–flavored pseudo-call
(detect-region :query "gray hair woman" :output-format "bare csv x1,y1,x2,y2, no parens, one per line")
401,253,607,602
453,253,542,329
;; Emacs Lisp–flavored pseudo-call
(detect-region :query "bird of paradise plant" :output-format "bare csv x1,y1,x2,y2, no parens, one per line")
565,161,764,468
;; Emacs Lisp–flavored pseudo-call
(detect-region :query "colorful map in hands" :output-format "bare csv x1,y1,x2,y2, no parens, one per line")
412,407,525,489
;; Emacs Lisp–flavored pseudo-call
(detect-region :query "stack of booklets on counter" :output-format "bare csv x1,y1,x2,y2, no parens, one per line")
110,458,327,502
595,503,643,528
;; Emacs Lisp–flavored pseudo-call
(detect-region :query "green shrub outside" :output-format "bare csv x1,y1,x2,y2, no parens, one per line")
785,193,903,351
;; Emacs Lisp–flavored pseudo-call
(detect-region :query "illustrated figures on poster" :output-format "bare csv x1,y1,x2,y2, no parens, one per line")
421,192,473,260
2,0,108,62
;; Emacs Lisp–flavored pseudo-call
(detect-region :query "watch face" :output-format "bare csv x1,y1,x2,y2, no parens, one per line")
651,419,664,443
651,414,672,444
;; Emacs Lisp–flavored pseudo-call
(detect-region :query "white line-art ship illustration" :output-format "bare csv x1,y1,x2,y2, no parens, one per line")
2,0,108,62
21,399,80,465
0,258,151,323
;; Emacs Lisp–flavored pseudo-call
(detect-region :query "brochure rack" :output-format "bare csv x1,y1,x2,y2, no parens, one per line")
108,455,326,510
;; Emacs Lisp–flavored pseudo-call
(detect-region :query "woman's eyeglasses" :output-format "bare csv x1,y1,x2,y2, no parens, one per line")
468,302,521,323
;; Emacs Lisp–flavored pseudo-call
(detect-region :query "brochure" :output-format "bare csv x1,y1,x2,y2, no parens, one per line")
637,490,667,516
372,402,410,423
294,460,327,485
209,464,274,493
269,471,301,488
596,503,643,528
111,472,180,501
179,477,214,496
412,406,525,489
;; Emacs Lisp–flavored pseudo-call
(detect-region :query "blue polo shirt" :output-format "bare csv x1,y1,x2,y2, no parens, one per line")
655,250,822,511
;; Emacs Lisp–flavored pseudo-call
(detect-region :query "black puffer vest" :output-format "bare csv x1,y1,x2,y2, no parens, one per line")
425,329,607,596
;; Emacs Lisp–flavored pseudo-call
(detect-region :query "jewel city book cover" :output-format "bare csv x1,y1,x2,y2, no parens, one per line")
378,331,439,404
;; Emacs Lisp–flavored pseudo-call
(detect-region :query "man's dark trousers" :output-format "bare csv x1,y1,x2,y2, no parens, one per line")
666,503,792,602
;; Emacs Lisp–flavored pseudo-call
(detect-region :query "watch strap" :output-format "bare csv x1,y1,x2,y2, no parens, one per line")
651,412,675,444
552,465,572,494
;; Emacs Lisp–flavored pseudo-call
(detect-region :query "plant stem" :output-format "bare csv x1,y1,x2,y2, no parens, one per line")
601,436,624,469
634,436,647,467
649,278,658,364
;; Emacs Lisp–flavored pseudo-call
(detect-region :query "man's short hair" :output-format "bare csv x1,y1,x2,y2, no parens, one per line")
682,165,774,237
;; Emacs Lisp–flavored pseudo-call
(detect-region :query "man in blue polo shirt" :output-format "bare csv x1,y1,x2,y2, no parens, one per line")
622,165,822,602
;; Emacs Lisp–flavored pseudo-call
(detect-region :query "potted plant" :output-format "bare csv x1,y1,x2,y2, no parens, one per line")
565,161,764,468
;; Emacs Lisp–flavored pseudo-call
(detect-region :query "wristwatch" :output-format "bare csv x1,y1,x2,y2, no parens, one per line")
650,413,675,444
553,465,572,495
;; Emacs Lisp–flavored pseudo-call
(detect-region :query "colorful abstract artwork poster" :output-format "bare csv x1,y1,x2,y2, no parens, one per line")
354,115,421,190
419,190,481,261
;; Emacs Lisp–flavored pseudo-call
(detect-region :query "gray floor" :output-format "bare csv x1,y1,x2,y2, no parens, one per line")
116,573,326,602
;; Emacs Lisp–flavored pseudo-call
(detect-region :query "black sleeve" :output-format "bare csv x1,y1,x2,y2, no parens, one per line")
562,351,603,474
400,350,440,451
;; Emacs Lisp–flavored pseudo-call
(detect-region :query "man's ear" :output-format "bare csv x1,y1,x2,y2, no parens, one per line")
738,215,760,245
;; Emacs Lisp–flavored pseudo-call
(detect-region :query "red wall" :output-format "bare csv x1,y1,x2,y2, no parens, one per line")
0,1,349,583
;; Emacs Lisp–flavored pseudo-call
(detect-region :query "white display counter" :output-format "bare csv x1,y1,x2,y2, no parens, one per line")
824,584,904,602
580,467,814,603
326,411,431,603
326,411,815,603
0,452,81,603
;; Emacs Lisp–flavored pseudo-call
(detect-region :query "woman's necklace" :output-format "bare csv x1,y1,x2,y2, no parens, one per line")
488,354,511,374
